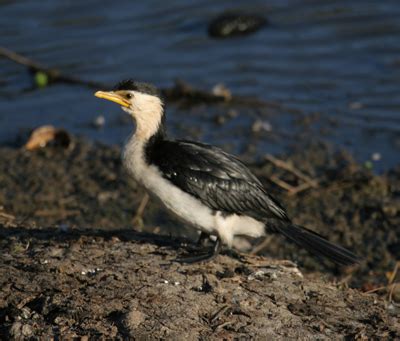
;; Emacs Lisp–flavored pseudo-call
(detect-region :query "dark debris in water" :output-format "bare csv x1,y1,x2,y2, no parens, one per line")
208,11,268,38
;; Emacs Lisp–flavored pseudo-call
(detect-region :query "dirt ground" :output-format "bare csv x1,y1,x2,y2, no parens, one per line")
0,137,399,339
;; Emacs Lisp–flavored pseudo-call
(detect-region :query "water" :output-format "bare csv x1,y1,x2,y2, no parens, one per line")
1,0,399,171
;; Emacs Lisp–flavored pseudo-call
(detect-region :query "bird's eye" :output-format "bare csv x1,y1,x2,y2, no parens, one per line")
126,93,132,99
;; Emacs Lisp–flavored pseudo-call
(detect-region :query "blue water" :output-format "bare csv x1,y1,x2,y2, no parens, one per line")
1,0,399,170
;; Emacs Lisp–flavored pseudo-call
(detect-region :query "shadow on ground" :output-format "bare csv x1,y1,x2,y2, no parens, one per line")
0,223,399,339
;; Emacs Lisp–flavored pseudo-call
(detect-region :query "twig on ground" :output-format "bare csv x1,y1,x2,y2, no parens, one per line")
0,211,15,221
388,261,400,285
363,262,399,303
264,154,319,196
132,193,150,229
364,285,388,294
265,154,318,187
389,283,398,303
269,176,315,196
388,261,400,302
268,175,295,192
250,236,273,255
34,209,81,218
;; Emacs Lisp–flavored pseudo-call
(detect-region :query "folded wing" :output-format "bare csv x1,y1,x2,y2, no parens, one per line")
147,139,289,222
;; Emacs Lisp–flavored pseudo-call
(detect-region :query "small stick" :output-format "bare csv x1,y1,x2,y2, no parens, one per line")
387,261,400,302
388,261,400,285
250,236,273,255
210,305,230,323
17,295,38,309
388,282,398,302
34,209,80,218
364,285,388,294
268,175,313,196
265,154,318,188
0,46,107,89
0,211,15,220
268,175,296,192
0,47,44,69
132,193,150,227
288,182,315,196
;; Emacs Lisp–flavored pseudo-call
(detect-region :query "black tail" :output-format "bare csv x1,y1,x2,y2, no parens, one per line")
270,223,360,266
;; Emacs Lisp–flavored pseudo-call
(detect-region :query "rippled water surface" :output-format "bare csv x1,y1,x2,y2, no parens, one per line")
1,0,399,170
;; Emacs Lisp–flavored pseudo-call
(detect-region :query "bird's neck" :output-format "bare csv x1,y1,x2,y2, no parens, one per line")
143,114,167,158
129,95,165,142
124,113,167,170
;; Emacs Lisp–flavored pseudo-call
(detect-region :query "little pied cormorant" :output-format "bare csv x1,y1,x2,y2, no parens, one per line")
95,80,359,266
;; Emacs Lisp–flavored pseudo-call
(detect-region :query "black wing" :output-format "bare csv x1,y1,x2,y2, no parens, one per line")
147,139,289,221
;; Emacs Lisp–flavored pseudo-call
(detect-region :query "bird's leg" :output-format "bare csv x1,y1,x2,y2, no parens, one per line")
197,231,211,247
181,231,213,253
175,237,222,264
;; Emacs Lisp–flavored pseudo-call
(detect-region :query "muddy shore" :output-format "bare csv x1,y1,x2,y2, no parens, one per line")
0,137,399,338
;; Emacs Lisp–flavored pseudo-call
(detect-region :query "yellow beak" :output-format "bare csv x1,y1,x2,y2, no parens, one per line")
94,91,130,107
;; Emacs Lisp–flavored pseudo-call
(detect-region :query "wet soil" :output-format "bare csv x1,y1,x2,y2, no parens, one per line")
0,138,399,338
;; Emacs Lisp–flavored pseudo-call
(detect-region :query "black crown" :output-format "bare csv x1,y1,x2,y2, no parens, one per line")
114,79,160,97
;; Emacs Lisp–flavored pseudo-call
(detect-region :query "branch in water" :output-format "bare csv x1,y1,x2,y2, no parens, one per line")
0,46,302,112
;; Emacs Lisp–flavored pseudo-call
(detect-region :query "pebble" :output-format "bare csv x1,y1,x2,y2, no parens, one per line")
22,324,33,337
349,102,363,110
371,152,381,161
252,119,272,133
93,115,106,129
212,83,232,100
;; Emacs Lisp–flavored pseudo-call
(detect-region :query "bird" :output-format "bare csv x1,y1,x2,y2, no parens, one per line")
94,80,360,265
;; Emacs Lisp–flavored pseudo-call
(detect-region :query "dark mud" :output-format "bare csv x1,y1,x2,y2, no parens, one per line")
0,138,399,338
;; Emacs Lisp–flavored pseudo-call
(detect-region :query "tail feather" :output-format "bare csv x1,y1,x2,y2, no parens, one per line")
271,223,360,266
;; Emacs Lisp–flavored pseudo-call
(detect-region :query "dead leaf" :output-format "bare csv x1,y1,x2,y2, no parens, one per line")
25,125,71,150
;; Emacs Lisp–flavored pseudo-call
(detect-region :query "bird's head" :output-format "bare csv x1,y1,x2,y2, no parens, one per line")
95,80,164,139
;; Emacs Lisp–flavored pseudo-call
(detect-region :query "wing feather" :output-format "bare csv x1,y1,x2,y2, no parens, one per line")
147,139,289,221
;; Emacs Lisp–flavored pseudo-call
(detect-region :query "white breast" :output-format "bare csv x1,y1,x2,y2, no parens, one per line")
122,137,216,233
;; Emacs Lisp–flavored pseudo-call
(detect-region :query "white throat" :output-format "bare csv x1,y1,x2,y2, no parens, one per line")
124,91,164,141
